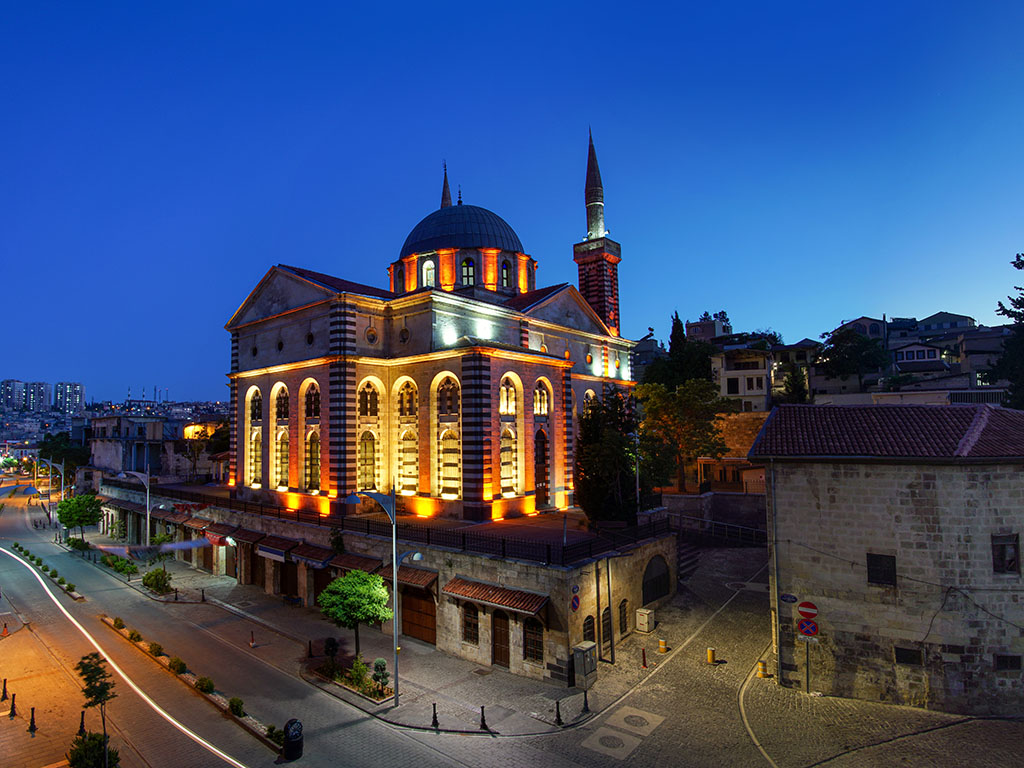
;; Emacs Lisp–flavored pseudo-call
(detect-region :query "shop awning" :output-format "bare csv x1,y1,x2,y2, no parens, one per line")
378,564,438,589
103,499,147,515
205,523,238,547
290,543,335,569
257,536,298,562
329,553,383,574
164,512,191,525
230,528,266,545
442,576,549,616
183,517,212,531
148,507,172,521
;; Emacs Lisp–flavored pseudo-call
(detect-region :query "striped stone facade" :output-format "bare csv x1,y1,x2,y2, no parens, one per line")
460,353,492,521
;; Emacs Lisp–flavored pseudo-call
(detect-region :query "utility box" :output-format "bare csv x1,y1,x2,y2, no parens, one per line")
572,641,597,690
636,608,654,633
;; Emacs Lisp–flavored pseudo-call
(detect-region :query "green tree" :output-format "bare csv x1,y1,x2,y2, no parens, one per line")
76,653,117,768
58,494,103,541
38,432,91,480
1,456,17,470
317,570,392,656
574,392,640,525
988,253,1024,408
642,312,715,387
636,380,729,491
815,327,889,392
776,363,809,404
68,732,120,768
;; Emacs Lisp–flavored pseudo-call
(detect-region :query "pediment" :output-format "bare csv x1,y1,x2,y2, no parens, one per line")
522,286,610,336
226,267,335,329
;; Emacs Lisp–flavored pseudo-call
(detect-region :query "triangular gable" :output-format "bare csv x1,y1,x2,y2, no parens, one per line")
225,266,336,330
518,284,612,336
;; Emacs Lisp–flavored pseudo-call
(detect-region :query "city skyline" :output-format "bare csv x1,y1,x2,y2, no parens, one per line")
4,3,1022,401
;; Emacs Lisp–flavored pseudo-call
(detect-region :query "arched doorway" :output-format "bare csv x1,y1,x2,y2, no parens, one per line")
492,610,510,667
642,555,671,605
534,429,549,508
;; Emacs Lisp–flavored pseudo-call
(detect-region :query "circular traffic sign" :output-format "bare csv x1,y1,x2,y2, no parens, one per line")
571,595,580,612
797,601,818,619
798,619,819,637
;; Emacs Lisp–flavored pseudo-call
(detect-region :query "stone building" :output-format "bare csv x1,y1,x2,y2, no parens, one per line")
751,403,1024,715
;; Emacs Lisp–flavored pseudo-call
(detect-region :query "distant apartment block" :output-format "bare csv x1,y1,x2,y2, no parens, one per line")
26,381,52,412
55,381,86,414
1,379,26,410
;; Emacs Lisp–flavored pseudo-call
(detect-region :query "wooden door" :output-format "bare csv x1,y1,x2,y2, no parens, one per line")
183,531,192,563
492,610,510,667
251,548,265,586
225,546,237,579
201,542,214,572
281,561,299,596
534,430,549,508
401,588,436,645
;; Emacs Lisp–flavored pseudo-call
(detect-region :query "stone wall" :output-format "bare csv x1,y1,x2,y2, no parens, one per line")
768,460,1024,715
663,492,766,530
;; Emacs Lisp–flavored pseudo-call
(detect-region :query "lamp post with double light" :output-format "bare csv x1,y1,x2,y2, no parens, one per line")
39,457,64,525
117,470,151,546
344,485,420,706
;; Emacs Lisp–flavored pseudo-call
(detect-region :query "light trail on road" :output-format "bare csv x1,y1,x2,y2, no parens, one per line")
0,545,252,768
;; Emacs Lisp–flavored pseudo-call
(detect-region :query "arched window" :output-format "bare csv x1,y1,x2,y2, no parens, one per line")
601,607,612,649
275,389,289,421
394,264,404,292
619,599,630,634
423,260,436,288
533,383,549,416
399,429,418,495
500,426,517,497
501,261,511,288
523,617,543,663
398,382,417,418
305,384,320,419
305,431,320,491
275,429,289,488
499,377,516,416
642,555,671,605
358,431,376,490
250,391,263,423
358,383,379,417
439,428,460,498
249,430,262,486
438,378,460,416
462,603,479,645
582,615,595,643
461,258,475,286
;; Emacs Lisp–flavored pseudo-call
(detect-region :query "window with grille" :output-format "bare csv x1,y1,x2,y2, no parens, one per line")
305,432,320,491
866,553,897,586
438,379,459,416
619,599,629,634
499,377,517,416
523,618,543,663
358,431,376,490
462,603,479,645
304,384,320,419
398,382,417,418
534,384,549,416
582,615,595,643
400,429,418,494
501,261,510,288
249,430,262,486
992,534,1019,574
461,258,475,286
275,430,289,488
439,430,460,498
358,384,379,417
250,391,262,423
500,426,516,496
275,390,289,421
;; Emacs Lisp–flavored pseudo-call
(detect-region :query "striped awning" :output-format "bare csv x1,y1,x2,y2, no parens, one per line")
257,536,298,562
442,576,548,616
290,543,335,569
329,552,383,574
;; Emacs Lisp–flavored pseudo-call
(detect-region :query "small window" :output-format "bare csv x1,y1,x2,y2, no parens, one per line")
995,655,1022,671
927,349,936,359
917,350,926,360
894,647,922,665
582,615,595,643
896,351,904,361
523,618,543,663
727,378,739,395
866,553,897,586
992,534,1019,574
462,603,479,645
942,644,965,655
619,599,629,634
461,258,475,286
422,260,436,288
501,261,511,288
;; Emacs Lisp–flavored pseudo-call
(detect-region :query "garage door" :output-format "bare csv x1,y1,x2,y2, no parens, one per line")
402,587,436,645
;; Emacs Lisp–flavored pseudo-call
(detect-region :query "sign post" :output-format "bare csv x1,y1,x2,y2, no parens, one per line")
797,617,819,693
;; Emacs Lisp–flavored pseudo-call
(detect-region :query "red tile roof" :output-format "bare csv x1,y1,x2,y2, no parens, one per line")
503,283,569,312
377,564,437,589
257,535,299,552
290,543,335,567
206,522,238,536
183,517,213,530
164,512,191,525
279,264,395,300
229,528,265,544
442,576,548,615
750,404,1024,461
330,553,383,573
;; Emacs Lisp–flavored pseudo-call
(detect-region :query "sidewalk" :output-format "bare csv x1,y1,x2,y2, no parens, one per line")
66,527,768,738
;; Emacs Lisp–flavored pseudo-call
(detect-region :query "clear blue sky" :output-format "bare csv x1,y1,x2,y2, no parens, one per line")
3,2,1022,401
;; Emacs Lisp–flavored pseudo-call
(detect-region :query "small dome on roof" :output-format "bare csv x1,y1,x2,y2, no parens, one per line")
400,204,523,259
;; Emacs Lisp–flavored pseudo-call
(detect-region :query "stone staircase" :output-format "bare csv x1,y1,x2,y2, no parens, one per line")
677,542,701,582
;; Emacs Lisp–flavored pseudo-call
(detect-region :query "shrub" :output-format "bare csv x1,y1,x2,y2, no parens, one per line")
195,676,215,694
168,657,186,674
13,542,19,549
58,577,66,585
68,731,121,768
148,642,163,657
113,617,125,629
348,655,368,689
265,725,286,747
41,565,49,573
142,568,172,594
228,697,245,716
50,569,58,578
372,658,390,694
66,583,75,592
128,629,142,642
68,537,91,551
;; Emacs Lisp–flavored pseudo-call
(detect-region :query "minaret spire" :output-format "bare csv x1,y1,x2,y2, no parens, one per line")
441,162,452,209
585,130,605,239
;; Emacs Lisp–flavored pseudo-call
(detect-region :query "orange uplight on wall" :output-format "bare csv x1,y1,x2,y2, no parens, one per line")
481,248,499,291
318,497,331,517
403,255,418,291
403,495,440,518
517,254,530,293
439,249,457,291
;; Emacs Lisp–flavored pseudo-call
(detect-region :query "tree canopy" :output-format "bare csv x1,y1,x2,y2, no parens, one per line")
642,312,715,387
38,431,90,480
317,570,393,656
75,652,117,768
775,362,809,404
988,254,1024,408
815,327,889,392
58,494,103,540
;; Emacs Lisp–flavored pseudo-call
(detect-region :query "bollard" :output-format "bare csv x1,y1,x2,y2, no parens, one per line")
642,648,647,669
431,702,439,729
554,700,563,727
707,647,716,665
757,660,768,678
479,706,488,731
1,678,6,701
2,622,7,637
28,707,36,733
79,710,86,735
201,588,205,602
174,588,178,601
582,690,590,714
249,631,255,649
9,693,15,718
658,638,667,654
308,640,313,659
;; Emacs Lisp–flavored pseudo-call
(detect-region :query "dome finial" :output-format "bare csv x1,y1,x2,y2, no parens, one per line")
457,185,462,205
441,161,452,209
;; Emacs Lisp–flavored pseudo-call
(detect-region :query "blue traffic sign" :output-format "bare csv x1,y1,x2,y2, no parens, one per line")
798,619,818,637
780,594,797,603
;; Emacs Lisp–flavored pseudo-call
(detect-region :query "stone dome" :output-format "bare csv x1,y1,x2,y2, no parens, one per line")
400,204,523,259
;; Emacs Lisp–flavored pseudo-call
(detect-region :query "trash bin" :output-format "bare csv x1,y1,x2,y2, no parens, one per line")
282,718,303,760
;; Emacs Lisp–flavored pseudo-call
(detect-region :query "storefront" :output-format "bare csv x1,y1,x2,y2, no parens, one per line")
379,564,439,646
255,535,299,596
204,522,239,578
231,528,266,585
183,517,213,571
289,543,335,606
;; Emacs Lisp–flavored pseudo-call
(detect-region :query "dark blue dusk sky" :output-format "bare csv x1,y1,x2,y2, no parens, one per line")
3,3,1022,402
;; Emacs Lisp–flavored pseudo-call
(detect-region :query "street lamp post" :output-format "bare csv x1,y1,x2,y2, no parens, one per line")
344,485,420,707
39,457,64,525
117,470,151,546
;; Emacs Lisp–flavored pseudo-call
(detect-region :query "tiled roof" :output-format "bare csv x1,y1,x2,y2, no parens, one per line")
377,564,437,589
442,577,549,615
330,553,383,573
206,522,238,536
279,264,395,300
183,517,212,530
503,283,569,312
164,512,191,525
229,528,265,544
750,404,1024,461
290,543,335,568
257,535,299,553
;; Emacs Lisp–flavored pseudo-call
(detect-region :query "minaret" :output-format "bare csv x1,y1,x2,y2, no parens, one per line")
573,132,622,336
441,162,452,209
